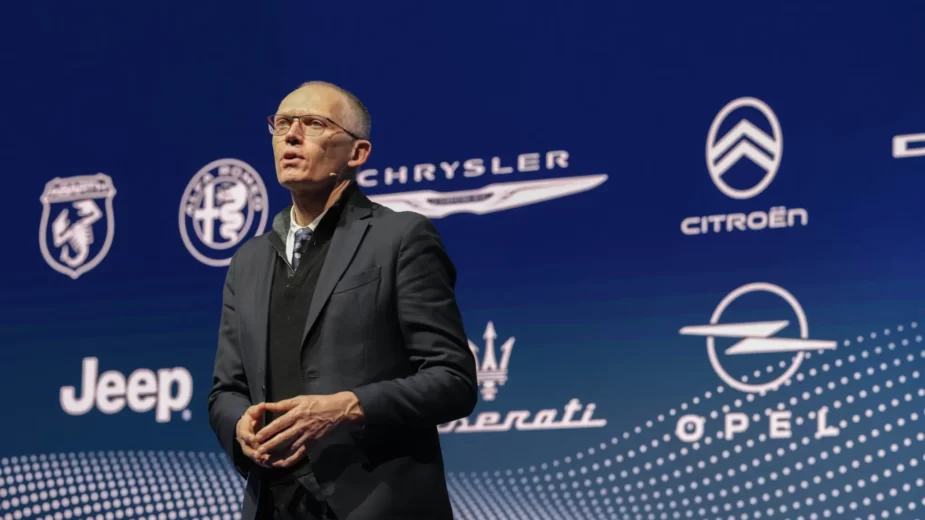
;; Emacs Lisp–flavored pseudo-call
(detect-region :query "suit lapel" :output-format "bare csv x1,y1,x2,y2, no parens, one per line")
253,205,292,387
301,189,372,347
252,243,277,385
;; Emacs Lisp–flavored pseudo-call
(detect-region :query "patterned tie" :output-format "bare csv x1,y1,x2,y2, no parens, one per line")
292,228,313,270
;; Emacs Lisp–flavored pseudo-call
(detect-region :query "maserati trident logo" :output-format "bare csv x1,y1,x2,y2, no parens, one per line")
706,97,783,200
468,321,514,401
679,282,836,394
438,321,607,433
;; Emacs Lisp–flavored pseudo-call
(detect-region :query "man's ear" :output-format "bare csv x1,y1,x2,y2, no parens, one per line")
348,140,372,169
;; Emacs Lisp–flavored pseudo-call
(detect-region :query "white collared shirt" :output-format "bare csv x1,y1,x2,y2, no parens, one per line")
286,205,328,265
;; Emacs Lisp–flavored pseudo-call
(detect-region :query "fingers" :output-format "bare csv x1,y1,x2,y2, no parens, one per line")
270,444,306,468
255,410,298,443
263,398,297,412
239,439,258,459
238,438,269,467
246,419,263,449
237,421,256,449
257,423,301,455
245,402,266,418
264,428,312,468
238,430,256,449
235,408,258,449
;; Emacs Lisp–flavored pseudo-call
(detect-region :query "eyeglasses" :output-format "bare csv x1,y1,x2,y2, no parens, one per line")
267,113,362,140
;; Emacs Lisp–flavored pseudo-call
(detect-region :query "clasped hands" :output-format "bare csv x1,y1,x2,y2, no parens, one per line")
235,391,364,469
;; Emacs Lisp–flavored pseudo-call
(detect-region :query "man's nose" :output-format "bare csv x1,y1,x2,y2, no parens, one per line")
284,121,304,145
286,132,302,146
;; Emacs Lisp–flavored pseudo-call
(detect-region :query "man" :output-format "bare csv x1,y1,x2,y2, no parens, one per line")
206,81,478,520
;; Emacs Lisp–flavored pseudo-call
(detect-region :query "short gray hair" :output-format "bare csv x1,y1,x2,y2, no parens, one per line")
299,80,371,140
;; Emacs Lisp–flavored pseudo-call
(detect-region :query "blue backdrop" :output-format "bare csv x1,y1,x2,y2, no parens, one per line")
2,1,925,519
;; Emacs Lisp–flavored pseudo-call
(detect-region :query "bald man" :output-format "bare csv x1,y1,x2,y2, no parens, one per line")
206,81,478,520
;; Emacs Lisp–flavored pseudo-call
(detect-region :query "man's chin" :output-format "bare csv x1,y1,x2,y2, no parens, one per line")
278,173,332,192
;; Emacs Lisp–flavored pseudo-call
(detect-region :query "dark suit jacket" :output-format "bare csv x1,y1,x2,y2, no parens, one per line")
206,186,478,520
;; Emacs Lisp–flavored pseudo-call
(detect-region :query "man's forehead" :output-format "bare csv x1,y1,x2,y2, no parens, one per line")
277,85,345,117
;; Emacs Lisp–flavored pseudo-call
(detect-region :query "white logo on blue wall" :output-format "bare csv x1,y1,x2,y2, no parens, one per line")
358,150,607,218
39,174,117,279
675,283,840,443
60,357,193,423
680,282,835,393
706,97,782,200
893,132,925,158
179,158,269,267
439,321,606,433
681,98,808,236
468,321,514,401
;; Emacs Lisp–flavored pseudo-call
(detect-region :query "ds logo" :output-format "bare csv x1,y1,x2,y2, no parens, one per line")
893,133,925,158
60,357,193,423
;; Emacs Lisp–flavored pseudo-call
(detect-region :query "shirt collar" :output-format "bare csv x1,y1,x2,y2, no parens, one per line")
288,205,328,237
273,182,359,245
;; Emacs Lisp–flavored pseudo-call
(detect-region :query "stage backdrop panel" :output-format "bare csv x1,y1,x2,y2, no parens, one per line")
2,1,925,519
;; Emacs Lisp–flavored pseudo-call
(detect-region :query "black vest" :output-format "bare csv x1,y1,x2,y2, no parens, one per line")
262,198,345,483
265,236,332,413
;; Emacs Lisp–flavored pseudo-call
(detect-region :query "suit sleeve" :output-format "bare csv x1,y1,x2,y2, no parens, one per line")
206,254,254,478
351,215,478,431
